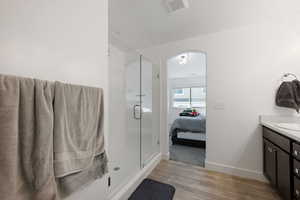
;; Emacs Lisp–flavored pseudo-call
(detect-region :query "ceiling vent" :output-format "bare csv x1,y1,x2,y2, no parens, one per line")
164,0,189,13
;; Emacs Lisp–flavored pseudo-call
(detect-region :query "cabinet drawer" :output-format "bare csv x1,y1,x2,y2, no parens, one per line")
294,177,300,200
263,127,290,153
293,143,300,161
294,159,300,178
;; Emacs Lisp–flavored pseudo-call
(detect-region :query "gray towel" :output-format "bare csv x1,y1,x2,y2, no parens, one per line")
276,81,300,112
293,80,300,107
53,81,107,196
0,74,58,200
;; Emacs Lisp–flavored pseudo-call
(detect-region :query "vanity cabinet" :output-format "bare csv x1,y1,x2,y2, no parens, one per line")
263,139,277,186
263,127,292,200
277,147,291,200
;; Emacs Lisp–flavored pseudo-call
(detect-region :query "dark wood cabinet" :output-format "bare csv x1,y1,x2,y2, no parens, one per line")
263,139,277,186
294,177,300,199
277,147,291,200
263,127,292,200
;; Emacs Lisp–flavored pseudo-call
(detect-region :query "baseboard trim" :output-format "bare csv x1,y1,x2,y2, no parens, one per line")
109,153,162,200
162,152,170,160
205,160,267,182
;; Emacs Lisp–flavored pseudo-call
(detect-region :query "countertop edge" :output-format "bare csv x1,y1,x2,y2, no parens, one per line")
261,121,300,142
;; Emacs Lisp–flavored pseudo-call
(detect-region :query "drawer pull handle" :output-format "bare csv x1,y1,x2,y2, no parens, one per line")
296,189,300,198
295,150,299,156
268,147,273,153
296,168,300,175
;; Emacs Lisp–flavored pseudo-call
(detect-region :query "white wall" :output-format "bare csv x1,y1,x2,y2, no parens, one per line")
0,0,109,199
141,22,300,180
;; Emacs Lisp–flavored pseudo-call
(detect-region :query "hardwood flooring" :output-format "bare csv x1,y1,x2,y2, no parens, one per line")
148,160,281,200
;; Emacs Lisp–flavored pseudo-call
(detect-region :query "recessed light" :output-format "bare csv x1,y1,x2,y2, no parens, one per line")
177,53,189,65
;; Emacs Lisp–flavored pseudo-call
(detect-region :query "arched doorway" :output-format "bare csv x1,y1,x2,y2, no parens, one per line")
167,51,207,167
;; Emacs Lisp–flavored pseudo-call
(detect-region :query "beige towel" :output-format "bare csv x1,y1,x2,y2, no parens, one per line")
57,153,108,198
0,75,106,199
53,81,107,196
0,75,58,200
19,78,54,190
0,75,20,200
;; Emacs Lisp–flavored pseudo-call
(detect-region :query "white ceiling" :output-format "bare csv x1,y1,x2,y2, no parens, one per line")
109,0,300,49
168,52,206,79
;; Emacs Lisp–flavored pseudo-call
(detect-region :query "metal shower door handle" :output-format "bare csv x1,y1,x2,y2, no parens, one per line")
133,104,141,120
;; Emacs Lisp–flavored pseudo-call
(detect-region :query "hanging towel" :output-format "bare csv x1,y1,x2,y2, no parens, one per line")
18,77,58,200
292,80,300,107
53,81,107,196
276,81,300,112
0,74,58,200
19,78,54,190
0,75,20,200
57,153,108,198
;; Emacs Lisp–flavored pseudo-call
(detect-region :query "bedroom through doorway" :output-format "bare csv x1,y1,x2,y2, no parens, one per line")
167,51,207,167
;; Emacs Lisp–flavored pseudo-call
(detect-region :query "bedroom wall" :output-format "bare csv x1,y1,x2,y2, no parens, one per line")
0,0,109,199
141,21,300,180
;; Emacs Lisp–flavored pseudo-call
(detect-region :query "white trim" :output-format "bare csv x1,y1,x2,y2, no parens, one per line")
162,152,170,160
205,160,267,182
108,153,162,200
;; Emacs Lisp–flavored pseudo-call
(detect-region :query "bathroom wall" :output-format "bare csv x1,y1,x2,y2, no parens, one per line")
141,22,300,180
0,0,109,199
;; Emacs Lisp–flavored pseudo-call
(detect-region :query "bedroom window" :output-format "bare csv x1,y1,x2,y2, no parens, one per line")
173,88,190,108
172,87,206,108
174,89,184,95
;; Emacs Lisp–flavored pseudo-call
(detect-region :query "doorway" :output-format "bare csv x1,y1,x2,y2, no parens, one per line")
167,51,207,167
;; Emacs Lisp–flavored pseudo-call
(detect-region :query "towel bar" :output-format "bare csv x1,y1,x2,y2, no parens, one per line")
281,73,298,81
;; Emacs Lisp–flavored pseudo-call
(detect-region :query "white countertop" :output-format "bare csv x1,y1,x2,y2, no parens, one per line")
260,115,300,142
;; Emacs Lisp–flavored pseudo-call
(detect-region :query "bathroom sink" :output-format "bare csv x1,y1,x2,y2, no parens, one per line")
276,123,300,131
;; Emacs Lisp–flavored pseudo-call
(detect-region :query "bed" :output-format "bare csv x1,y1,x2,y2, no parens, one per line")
170,115,206,148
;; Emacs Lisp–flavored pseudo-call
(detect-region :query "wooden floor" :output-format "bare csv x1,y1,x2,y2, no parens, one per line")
149,160,281,200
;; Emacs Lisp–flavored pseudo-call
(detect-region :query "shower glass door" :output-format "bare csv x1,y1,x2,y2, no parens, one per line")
108,49,141,195
108,49,160,196
141,56,160,167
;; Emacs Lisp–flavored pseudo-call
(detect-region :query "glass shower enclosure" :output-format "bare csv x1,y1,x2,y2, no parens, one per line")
108,47,160,196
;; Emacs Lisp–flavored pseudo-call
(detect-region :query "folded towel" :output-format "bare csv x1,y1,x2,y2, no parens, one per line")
0,75,58,200
53,81,107,196
276,81,300,112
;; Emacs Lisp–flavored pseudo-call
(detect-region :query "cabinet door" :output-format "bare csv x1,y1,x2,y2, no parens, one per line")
263,139,277,186
277,148,291,200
